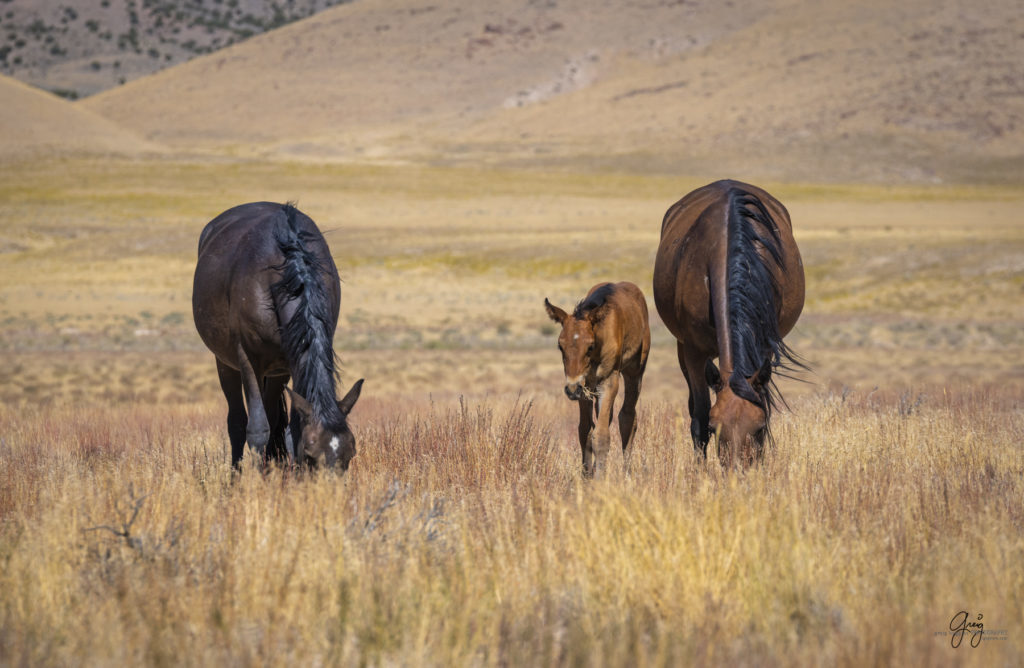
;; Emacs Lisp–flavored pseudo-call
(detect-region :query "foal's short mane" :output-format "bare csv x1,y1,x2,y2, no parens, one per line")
725,188,804,418
269,204,345,431
573,283,616,319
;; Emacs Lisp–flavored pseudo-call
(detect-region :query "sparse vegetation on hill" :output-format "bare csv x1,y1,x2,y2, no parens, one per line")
0,0,352,98
61,0,1023,185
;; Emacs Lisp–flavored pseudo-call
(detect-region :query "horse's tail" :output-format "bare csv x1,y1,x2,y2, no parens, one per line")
269,204,342,426
724,188,804,415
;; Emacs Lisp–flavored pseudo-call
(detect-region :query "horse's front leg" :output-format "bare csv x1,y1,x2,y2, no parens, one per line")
236,343,270,463
590,374,620,479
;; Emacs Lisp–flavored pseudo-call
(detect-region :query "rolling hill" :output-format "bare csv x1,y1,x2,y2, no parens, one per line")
59,0,1024,183
0,72,159,160
0,0,353,99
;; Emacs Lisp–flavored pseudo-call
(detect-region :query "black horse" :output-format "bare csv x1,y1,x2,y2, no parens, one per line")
192,202,363,470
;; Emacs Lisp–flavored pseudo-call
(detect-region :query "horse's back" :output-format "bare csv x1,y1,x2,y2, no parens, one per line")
192,202,337,370
607,281,648,323
604,281,651,367
659,180,790,240
197,201,301,259
653,180,802,346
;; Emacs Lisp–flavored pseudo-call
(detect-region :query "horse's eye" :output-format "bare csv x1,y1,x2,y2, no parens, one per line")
587,344,594,354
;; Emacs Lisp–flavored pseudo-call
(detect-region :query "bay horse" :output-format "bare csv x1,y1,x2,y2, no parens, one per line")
192,202,364,470
544,282,650,478
653,180,805,466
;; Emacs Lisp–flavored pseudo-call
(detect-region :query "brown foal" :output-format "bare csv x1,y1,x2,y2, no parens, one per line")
544,282,651,478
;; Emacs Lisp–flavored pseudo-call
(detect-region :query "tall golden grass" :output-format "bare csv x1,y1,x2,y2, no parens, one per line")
1,387,1020,665
2,158,1022,664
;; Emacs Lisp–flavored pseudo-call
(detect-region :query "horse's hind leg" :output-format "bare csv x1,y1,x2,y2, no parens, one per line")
618,368,644,472
216,358,247,469
678,341,710,457
236,343,270,462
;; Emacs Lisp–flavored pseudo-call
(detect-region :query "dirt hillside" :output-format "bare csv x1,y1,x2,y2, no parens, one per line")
75,0,1024,183
0,0,352,98
0,73,159,160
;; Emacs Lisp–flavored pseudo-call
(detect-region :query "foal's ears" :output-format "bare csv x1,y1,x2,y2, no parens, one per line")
337,378,364,416
705,359,724,392
544,298,569,324
285,387,313,422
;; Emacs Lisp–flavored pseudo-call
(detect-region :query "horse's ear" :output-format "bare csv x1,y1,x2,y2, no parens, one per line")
705,359,723,392
337,378,364,416
286,387,313,422
751,358,772,390
586,302,611,325
544,298,568,324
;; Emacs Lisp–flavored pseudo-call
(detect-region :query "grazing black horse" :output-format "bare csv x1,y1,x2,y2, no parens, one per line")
192,202,363,470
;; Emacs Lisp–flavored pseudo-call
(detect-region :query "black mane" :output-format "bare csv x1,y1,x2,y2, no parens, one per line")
573,283,616,319
725,189,803,418
270,204,346,431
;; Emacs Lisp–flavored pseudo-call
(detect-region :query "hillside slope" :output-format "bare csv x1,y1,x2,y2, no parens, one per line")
0,0,352,98
79,0,1024,183
0,73,159,160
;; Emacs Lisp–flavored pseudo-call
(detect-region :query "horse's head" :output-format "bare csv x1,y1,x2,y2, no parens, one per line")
286,379,363,471
705,360,770,466
544,297,604,401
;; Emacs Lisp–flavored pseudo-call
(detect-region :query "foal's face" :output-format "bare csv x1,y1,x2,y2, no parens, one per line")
544,298,598,401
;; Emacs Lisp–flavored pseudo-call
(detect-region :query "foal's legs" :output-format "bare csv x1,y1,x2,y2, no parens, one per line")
678,341,711,457
590,374,620,479
618,367,644,470
236,343,270,461
577,397,595,477
216,358,247,468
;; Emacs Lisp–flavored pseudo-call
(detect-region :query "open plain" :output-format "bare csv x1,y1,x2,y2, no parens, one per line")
1,157,1022,666
2,0,1023,665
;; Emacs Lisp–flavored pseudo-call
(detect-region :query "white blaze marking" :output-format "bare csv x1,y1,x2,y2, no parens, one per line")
574,334,579,340
329,436,340,454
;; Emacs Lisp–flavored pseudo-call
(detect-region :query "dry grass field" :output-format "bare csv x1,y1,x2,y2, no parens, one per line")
2,3,1024,663
0,386,1021,666
1,157,1023,664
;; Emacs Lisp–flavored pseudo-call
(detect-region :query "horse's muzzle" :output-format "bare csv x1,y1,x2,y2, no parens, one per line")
565,384,583,401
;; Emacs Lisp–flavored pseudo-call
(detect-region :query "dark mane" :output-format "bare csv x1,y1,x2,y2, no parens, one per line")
725,188,804,419
270,204,346,431
573,283,616,319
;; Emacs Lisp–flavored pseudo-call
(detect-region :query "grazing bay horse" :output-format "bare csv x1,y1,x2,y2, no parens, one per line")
192,202,364,470
653,180,804,466
544,282,650,477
